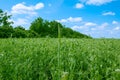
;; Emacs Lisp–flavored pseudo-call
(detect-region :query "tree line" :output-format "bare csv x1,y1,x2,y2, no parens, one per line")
0,9,91,38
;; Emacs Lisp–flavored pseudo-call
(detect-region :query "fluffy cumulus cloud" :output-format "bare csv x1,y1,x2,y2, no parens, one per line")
99,22,109,29
112,21,120,31
84,22,97,26
90,22,109,31
69,18,120,38
75,3,84,9
71,22,97,31
11,2,44,15
114,27,120,30
12,18,29,26
57,17,82,23
10,2,44,28
80,0,113,6
102,11,115,16
71,21,112,37
112,21,118,24
71,25,83,30
34,3,44,9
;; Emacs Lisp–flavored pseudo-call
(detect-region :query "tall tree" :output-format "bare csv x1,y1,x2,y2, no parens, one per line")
49,20,63,37
29,17,92,38
0,9,13,27
30,17,43,34
0,9,14,38
30,17,50,37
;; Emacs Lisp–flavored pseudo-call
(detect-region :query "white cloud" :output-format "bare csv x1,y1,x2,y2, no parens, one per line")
34,3,44,9
12,18,29,26
102,11,115,16
114,27,120,30
112,21,118,24
57,19,68,23
11,2,44,15
99,22,109,29
83,0,113,6
84,22,97,26
71,25,83,30
71,20,120,38
89,22,109,31
71,22,97,31
57,17,82,23
68,17,82,22
75,3,84,9
71,22,108,31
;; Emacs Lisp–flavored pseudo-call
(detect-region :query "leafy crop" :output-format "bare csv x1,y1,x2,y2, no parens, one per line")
0,38,120,80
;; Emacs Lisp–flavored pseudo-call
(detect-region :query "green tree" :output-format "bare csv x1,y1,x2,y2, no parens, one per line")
30,17,92,38
12,26,27,38
27,30,39,38
49,20,63,37
12,26,39,38
30,17,51,37
0,26,14,38
0,9,14,38
30,17,43,35
0,9,13,27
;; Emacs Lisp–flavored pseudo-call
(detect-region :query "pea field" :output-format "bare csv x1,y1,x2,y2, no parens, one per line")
0,38,120,80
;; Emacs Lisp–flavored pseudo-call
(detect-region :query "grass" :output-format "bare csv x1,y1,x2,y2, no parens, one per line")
0,38,120,80
58,24,61,80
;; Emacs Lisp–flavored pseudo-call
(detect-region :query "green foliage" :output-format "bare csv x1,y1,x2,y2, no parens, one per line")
0,9,91,38
0,26,14,38
12,26,27,38
0,9,14,38
0,9,90,38
61,27,89,38
26,30,39,38
12,26,39,38
30,17,91,38
30,17,44,35
0,9,13,27
0,38,120,80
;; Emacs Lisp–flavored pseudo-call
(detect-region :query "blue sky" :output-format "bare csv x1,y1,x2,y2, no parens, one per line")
0,0,120,38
